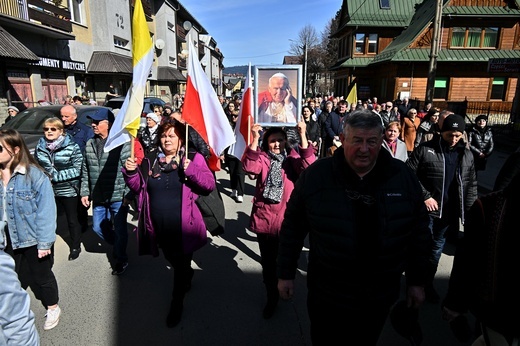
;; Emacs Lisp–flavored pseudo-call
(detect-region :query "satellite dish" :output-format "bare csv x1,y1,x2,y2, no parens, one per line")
155,39,165,50
183,21,192,31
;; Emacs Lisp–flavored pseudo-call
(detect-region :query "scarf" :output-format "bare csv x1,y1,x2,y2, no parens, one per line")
262,151,285,203
45,135,66,152
385,138,397,155
150,146,185,178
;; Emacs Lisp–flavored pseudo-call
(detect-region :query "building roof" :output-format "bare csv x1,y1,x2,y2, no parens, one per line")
443,5,520,16
87,51,132,74
389,48,520,62
283,56,301,65
340,57,374,67
0,25,39,61
339,0,423,29
157,66,186,81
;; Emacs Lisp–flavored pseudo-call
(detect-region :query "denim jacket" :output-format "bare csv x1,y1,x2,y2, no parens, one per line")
0,165,56,250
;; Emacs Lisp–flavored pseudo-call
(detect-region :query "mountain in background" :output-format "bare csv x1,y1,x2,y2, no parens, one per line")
223,65,252,75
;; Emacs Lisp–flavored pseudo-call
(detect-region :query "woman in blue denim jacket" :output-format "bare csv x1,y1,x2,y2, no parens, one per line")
0,129,61,331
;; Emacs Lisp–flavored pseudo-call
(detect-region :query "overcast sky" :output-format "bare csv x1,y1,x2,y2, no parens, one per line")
185,0,343,67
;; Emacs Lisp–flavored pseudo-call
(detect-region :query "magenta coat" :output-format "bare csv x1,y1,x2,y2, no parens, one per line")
242,145,315,236
123,151,215,256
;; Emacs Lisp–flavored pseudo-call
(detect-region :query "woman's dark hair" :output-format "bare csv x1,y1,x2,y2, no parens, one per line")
156,121,186,147
261,127,287,153
0,129,45,174
302,105,314,116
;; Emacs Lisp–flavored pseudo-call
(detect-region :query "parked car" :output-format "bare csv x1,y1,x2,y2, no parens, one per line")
104,96,166,117
0,105,109,154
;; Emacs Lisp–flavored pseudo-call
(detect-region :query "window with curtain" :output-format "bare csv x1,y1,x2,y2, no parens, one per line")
68,0,84,24
354,33,378,54
490,77,506,100
433,78,448,99
450,27,498,48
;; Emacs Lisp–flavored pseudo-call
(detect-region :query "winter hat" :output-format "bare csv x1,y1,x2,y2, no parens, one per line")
441,114,465,133
7,106,19,113
146,112,160,124
475,114,488,123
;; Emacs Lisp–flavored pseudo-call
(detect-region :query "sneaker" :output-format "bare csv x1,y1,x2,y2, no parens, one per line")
230,189,237,198
111,262,128,275
236,195,243,203
43,306,61,330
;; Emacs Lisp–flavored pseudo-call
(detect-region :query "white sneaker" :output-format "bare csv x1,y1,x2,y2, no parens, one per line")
44,306,61,330
231,190,237,198
236,195,243,203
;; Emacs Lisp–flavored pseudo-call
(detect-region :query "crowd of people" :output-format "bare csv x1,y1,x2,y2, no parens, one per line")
1,90,517,346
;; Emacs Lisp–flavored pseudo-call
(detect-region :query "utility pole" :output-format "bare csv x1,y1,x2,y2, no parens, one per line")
425,0,443,105
303,43,308,98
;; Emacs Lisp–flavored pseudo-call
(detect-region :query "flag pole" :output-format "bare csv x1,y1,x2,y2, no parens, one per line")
130,137,135,160
185,123,189,155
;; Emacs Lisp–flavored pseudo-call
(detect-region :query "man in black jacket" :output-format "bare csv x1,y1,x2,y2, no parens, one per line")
407,114,477,303
277,110,431,345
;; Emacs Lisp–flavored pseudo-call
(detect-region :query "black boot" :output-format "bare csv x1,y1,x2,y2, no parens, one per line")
166,300,183,328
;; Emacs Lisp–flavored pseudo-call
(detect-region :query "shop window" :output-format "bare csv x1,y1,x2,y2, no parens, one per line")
451,27,498,48
355,33,378,54
433,78,448,99
490,77,506,100
68,0,85,24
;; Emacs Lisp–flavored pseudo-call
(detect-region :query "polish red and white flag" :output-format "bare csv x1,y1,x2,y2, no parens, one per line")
227,63,253,160
182,41,235,171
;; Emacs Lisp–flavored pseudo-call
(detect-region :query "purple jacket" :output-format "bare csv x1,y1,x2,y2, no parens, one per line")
242,145,315,236
122,151,215,256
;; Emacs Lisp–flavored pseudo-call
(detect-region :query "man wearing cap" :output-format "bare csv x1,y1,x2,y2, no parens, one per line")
80,108,131,275
5,106,19,124
407,114,477,303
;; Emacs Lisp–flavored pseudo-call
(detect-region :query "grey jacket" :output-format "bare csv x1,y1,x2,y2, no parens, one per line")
80,137,130,203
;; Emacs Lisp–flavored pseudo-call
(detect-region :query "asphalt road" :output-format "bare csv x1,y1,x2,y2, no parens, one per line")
28,149,512,346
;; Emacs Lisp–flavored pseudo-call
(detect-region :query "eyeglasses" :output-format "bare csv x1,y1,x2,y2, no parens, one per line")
345,189,376,205
43,127,59,132
0,144,14,157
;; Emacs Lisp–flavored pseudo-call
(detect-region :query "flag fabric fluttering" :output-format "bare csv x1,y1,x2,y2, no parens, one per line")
346,83,358,107
227,63,253,160
182,40,235,171
104,0,154,152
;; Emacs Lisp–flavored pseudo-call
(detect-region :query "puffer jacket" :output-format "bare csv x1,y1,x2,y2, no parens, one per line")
80,137,130,203
407,136,477,223
34,133,83,197
122,149,215,256
277,149,431,304
469,125,494,157
242,144,315,236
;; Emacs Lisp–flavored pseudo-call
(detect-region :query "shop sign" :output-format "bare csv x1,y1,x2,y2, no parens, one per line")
34,57,86,72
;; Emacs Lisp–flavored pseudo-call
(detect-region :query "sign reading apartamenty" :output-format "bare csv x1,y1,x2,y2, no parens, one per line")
487,58,520,73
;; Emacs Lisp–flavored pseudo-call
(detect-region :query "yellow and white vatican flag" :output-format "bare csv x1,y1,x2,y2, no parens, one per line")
104,0,153,152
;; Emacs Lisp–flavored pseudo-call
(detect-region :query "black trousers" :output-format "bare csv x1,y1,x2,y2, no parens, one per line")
227,156,245,196
5,230,59,308
161,245,193,302
56,195,82,250
256,233,279,297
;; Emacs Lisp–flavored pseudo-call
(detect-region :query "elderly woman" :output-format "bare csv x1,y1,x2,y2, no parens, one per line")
242,121,315,319
400,108,421,156
382,121,408,162
123,121,215,328
138,112,160,155
34,117,83,261
0,129,60,330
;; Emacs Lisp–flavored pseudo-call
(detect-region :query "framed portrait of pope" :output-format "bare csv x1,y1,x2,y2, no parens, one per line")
254,65,302,127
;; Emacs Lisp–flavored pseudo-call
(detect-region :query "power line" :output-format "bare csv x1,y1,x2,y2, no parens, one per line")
224,50,288,60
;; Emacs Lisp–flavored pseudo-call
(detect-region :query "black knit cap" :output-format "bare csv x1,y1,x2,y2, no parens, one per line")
441,114,465,133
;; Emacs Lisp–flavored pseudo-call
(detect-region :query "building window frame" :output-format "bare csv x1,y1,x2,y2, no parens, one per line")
68,0,85,25
433,77,449,100
450,27,499,48
489,77,507,100
114,36,129,49
354,33,378,55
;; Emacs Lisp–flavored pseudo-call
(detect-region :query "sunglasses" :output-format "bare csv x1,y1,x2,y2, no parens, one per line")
43,127,59,132
0,144,14,156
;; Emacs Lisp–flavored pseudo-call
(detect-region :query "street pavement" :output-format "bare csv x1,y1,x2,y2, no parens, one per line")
29,148,513,346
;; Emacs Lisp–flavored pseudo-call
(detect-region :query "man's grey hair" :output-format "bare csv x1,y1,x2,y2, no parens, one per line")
269,72,289,87
343,109,384,135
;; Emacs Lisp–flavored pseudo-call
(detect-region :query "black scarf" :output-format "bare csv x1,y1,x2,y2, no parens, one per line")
262,151,285,203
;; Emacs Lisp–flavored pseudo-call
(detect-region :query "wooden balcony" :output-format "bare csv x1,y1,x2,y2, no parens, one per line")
27,0,72,32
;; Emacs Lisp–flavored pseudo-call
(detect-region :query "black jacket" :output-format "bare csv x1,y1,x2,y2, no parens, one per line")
278,148,431,305
407,136,477,223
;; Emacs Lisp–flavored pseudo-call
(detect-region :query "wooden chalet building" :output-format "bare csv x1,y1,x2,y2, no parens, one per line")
331,0,520,120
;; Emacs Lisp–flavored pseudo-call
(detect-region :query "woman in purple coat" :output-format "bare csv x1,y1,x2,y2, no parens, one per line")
123,122,215,328
242,122,315,319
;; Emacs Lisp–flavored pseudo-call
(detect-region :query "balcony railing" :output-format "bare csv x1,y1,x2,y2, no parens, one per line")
0,0,72,33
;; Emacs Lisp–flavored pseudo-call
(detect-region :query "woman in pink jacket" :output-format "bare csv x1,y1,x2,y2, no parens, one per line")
242,122,315,319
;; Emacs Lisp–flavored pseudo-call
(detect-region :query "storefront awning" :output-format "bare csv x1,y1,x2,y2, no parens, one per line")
0,25,39,61
157,67,186,82
87,51,132,74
